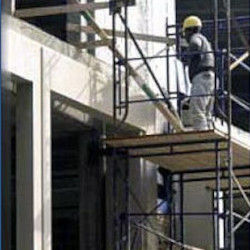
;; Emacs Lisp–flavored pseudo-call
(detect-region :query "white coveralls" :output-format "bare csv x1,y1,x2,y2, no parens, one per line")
190,71,215,130
187,33,215,130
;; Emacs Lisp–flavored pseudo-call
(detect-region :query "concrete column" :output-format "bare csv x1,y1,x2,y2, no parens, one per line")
184,181,214,250
41,48,52,250
105,154,115,250
1,79,13,250
141,161,158,250
15,47,52,250
172,174,183,243
79,130,104,250
16,83,33,250
2,0,15,14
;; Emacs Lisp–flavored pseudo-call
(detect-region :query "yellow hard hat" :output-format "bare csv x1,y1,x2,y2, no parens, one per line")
183,16,202,30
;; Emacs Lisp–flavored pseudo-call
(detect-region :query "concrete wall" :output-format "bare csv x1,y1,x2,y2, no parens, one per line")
1,12,161,250
2,14,158,133
94,0,177,113
1,0,177,248
183,181,214,250
1,75,14,250
170,174,214,250
1,0,15,14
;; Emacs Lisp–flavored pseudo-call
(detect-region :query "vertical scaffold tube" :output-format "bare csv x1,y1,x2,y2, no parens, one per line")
125,151,130,250
81,10,184,132
113,10,117,120
214,0,219,121
226,0,234,249
215,141,221,250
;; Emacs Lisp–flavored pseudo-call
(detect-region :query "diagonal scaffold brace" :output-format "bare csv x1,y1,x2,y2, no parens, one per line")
133,223,204,250
69,1,184,132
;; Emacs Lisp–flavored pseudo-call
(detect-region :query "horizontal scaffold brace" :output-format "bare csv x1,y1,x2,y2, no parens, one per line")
76,39,112,49
67,23,175,45
79,10,184,131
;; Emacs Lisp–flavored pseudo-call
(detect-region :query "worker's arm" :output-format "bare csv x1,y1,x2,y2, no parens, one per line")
187,35,202,65
187,35,202,80
181,35,201,65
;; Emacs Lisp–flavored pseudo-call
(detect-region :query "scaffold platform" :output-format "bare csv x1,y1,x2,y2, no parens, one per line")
105,129,250,171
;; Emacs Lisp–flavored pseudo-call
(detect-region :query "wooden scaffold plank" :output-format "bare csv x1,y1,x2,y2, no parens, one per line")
230,51,249,71
104,129,250,171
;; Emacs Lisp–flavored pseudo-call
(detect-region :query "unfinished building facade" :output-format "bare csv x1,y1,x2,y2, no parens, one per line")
1,1,250,250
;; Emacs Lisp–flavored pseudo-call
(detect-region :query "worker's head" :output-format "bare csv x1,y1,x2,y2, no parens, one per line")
182,16,202,42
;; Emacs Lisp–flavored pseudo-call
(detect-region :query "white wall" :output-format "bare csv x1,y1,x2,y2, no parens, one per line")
2,2,177,249
1,13,161,250
94,0,177,95
96,0,177,133
2,14,158,133
184,182,214,250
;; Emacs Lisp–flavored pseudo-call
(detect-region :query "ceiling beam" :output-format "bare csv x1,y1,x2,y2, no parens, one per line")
177,8,250,16
15,2,110,18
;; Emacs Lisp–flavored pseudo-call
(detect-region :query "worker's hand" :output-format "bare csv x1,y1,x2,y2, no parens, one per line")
180,54,189,65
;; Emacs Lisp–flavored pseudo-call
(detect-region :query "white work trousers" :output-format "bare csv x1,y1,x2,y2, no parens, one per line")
190,71,215,130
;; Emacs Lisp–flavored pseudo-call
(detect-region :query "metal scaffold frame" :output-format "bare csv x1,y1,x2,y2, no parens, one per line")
13,0,250,249
106,1,250,250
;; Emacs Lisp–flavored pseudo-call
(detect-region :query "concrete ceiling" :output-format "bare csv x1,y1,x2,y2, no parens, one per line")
176,0,250,22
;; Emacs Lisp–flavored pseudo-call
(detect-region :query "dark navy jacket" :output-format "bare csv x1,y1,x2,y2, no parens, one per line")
188,33,215,81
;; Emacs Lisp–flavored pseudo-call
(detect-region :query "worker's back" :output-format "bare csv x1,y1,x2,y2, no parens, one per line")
189,33,215,80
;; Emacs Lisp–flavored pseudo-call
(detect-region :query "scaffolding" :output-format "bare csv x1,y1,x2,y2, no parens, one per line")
104,1,250,250
13,0,250,249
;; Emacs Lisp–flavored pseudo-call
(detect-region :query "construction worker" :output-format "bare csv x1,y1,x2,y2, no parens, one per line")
182,16,215,130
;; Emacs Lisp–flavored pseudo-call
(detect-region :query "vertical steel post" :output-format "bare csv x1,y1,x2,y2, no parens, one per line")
124,0,129,121
166,18,170,96
180,174,184,249
173,174,177,242
165,18,171,133
125,151,130,250
226,0,234,249
221,51,226,126
113,150,119,250
214,0,219,121
102,123,107,250
112,10,117,121
224,191,228,248
118,63,122,115
215,141,221,250
123,3,130,247
169,174,173,250
176,24,181,117
212,192,216,250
